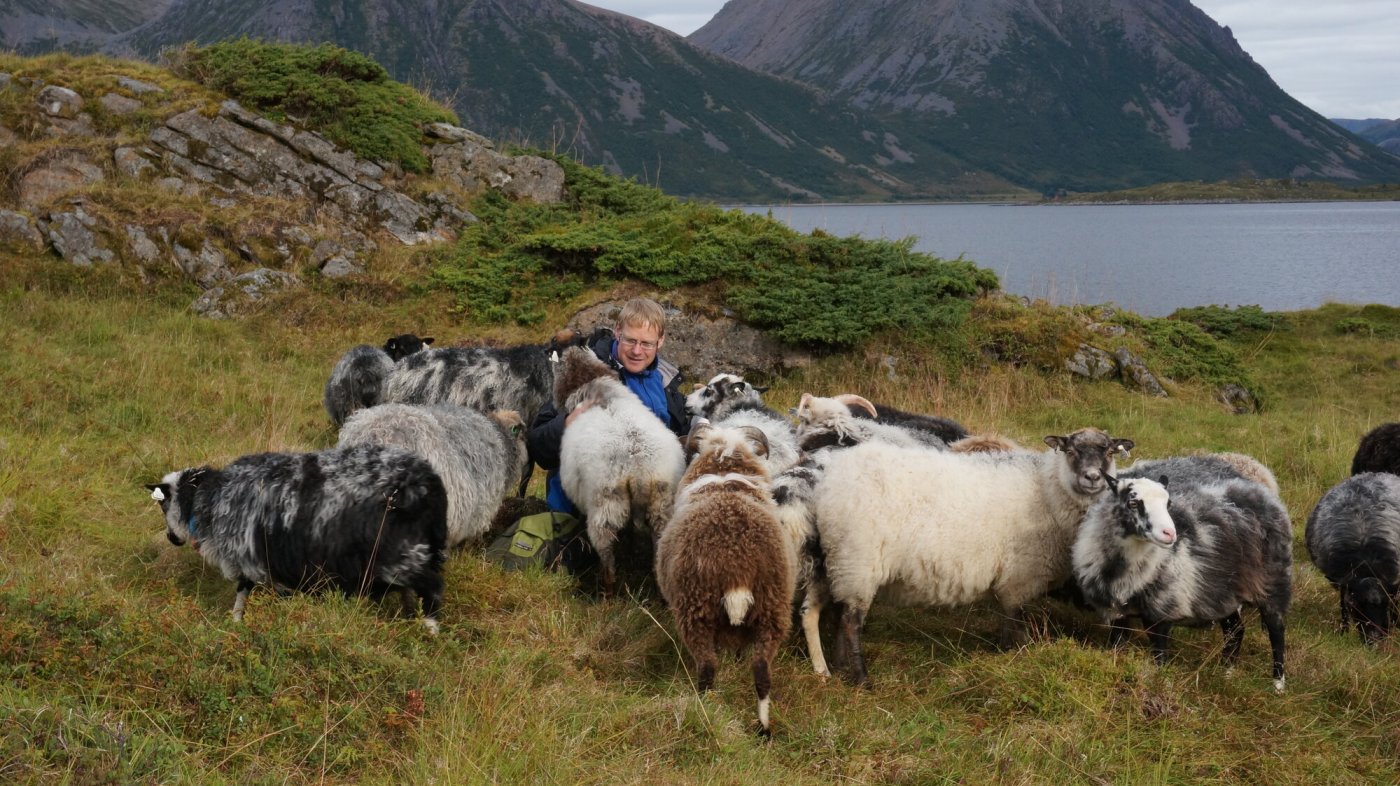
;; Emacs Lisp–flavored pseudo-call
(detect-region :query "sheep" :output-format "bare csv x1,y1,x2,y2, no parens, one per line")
685,373,800,474
337,404,529,548
1305,472,1400,644
553,346,686,594
1123,452,1280,495
1073,476,1293,691
793,393,947,452
380,328,587,428
1352,423,1400,477
322,333,434,426
949,433,1023,454
811,427,1133,685
145,444,448,632
656,423,796,737
848,399,969,445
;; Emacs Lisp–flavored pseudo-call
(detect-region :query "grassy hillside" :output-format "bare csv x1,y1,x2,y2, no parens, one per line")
4,45,1400,784
2,248,1399,783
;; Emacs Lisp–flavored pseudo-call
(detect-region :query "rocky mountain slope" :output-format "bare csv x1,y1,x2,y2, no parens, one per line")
690,0,1400,191
1332,118,1400,156
93,0,1022,201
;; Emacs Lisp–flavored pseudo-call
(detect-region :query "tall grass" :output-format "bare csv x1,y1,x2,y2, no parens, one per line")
2,262,1399,783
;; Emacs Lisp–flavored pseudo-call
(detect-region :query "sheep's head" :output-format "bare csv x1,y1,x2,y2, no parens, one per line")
793,393,875,452
1110,476,1175,546
1345,576,1397,646
552,346,617,410
546,327,590,364
383,333,433,361
1045,428,1134,496
682,422,771,486
685,373,769,419
145,467,208,551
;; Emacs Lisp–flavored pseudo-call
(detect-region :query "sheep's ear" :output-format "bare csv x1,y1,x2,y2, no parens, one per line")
1158,474,1169,488
1105,474,1118,494
146,483,169,502
729,382,746,395
422,336,435,346
692,383,705,392
1112,438,1135,455
1044,435,1066,451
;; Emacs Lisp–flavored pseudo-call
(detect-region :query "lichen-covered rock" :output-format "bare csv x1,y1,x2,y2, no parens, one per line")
113,147,157,179
568,299,813,382
116,77,163,95
192,268,301,319
1065,343,1118,380
1113,348,1169,397
0,209,47,253
1217,383,1259,414
428,134,565,204
124,225,163,264
42,209,113,266
36,85,82,118
99,93,143,115
18,153,105,210
171,239,232,289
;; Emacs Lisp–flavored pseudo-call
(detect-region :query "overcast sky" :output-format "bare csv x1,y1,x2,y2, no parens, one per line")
583,0,1399,120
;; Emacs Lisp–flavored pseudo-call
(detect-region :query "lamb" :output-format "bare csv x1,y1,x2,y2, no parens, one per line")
553,346,686,594
379,328,587,428
145,444,448,631
1123,452,1280,495
1073,476,1293,691
811,427,1133,685
1352,423,1400,476
1305,472,1400,644
685,373,799,474
656,423,796,737
337,403,529,548
322,333,434,426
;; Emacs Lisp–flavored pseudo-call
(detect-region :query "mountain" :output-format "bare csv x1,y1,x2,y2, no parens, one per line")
690,0,1400,191
7,0,1023,202
0,0,172,53
1332,118,1400,156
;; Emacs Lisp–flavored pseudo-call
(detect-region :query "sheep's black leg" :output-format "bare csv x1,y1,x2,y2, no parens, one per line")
231,578,255,622
516,463,535,498
1219,611,1245,664
415,571,444,634
1144,619,1174,665
752,629,778,738
839,605,870,688
998,605,1026,649
1338,586,1354,633
1260,608,1287,691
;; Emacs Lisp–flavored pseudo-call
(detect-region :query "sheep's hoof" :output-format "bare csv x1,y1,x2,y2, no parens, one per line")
755,723,773,741
1273,677,1286,693
422,618,441,635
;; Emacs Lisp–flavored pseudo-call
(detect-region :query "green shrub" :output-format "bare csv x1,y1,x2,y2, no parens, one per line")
1136,317,1255,388
170,39,456,173
431,157,999,345
1335,317,1400,339
1169,304,1289,337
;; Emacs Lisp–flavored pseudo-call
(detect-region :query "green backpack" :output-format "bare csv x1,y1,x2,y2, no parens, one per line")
485,511,587,572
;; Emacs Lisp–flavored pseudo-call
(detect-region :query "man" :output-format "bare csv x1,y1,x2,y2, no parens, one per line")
527,298,691,515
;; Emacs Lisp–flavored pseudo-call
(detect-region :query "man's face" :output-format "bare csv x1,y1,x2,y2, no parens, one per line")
616,321,663,374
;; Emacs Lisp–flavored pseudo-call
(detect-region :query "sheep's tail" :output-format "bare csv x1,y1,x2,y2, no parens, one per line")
723,588,754,626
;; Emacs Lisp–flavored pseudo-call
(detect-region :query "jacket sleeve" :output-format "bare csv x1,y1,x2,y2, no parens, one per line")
527,399,566,471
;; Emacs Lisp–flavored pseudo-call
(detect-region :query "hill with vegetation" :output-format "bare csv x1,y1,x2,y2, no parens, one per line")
4,47,1400,784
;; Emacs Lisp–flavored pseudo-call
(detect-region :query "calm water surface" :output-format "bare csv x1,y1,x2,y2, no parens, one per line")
741,202,1400,316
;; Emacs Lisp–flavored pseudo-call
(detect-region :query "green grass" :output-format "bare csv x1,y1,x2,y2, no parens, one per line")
3,254,1399,784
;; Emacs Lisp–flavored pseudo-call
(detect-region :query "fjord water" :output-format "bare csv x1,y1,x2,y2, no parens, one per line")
744,202,1400,316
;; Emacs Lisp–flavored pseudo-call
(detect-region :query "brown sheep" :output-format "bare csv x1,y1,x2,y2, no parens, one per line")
656,423,797,737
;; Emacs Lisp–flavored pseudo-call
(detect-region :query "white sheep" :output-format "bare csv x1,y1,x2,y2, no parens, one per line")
337,403,528,548
811,427,1133,685
553,346,686,594
685,373,799,475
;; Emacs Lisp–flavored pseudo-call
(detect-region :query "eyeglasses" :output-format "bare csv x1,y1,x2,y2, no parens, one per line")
618,337,658,352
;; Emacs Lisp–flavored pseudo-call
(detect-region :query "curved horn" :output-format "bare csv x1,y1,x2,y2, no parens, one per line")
684,420,713,457
796,392,816,418
738,426,770,459
833,393,878,419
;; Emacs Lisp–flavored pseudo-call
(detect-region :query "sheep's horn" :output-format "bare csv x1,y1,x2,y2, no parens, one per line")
796,392,816,418
833,393,878,419
684,420,713,455
738,426,770,459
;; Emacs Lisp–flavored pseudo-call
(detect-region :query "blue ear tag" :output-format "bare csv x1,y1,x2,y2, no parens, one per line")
186,514,199,539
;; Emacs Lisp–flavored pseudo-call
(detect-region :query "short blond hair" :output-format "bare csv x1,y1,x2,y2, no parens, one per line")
615,298,666,338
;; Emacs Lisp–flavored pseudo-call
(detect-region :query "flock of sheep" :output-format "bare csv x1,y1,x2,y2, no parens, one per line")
146,329,1400,736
